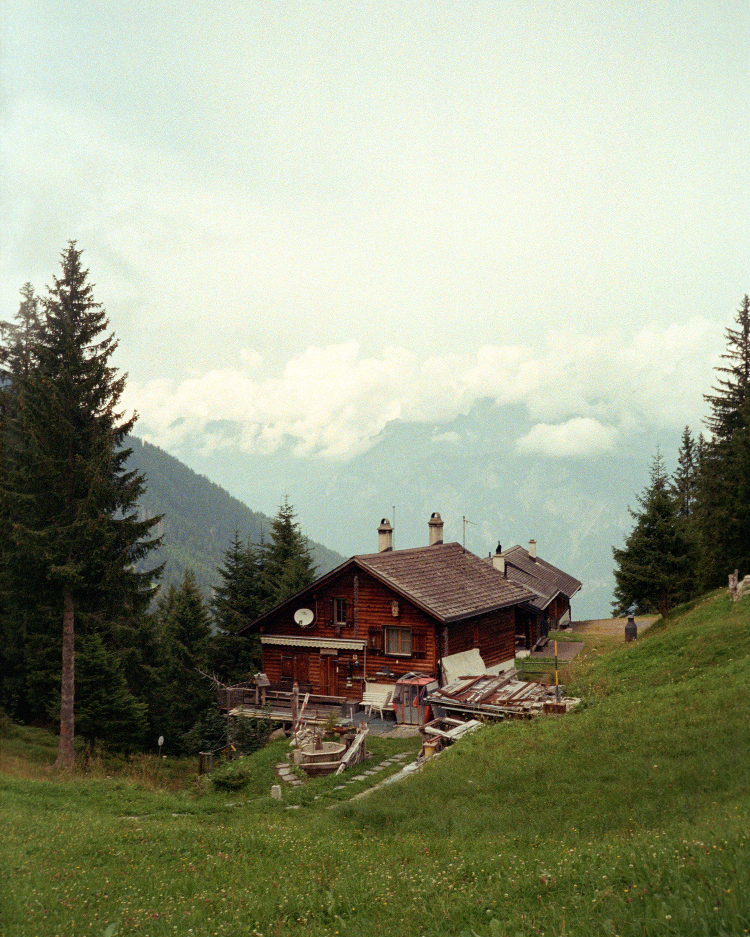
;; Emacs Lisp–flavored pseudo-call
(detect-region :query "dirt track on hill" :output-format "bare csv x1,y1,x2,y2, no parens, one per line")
571,617,658,636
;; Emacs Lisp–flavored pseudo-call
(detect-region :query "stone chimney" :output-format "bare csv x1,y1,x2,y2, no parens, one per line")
428,511,444,545
378,518,393,552
528,539,537,560
492,542,505,574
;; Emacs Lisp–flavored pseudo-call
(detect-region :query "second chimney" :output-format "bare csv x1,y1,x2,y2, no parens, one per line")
428,511,444,545
492,541,505,574
378,518,393,552
528,539,537,560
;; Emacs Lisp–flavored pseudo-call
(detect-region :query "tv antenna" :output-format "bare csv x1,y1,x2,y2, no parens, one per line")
462,515,476,552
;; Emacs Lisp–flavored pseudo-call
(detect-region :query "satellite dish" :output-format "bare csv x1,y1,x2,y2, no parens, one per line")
294,608,314,628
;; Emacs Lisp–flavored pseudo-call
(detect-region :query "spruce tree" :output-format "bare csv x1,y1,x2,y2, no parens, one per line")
612,450,694,617
74,631,148,753
260,497,317,611
155,571,214,753
696,296,750,585
671,426,698,520
696,399,750,585
1,244,161,767
0,283,43,382
211,533,263,683
0,284,44,717
704,295,750,442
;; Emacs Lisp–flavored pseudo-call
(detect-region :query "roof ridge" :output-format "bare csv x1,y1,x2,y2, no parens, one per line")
356,540,462,559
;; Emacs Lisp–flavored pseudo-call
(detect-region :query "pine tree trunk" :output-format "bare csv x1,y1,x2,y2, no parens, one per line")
53,588,75,769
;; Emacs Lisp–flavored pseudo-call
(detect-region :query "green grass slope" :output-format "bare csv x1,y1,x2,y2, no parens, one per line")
1,591,749,937
346,591,749,840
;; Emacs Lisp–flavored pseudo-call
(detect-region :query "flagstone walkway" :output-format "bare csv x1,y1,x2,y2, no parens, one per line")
275,749,412,788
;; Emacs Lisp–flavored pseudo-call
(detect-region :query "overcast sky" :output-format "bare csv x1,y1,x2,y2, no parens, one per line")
2,0,749,468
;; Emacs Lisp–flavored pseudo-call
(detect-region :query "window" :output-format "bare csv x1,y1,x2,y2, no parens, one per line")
385,627,411,656
334,598,347,624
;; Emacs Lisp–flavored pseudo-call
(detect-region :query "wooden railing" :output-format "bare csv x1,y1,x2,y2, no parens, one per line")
218,683,347,714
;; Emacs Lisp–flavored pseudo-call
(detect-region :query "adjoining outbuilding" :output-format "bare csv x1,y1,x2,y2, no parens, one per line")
488,540,583,648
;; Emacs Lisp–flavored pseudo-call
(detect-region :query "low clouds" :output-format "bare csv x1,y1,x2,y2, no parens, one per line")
516,418,619,459
124,319,718,463
1,86,735,470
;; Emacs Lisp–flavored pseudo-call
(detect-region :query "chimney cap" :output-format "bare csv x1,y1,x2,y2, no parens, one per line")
378,517,393,552
495,541,502,555
428,511,444,545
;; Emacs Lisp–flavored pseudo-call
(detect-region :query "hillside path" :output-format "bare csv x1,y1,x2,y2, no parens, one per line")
571,617,658,636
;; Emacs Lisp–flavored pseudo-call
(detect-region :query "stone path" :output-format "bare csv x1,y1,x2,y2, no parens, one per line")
275,762,305,788
275,750,412,790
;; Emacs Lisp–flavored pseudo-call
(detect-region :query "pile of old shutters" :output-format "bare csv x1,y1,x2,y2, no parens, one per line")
427,670,578,720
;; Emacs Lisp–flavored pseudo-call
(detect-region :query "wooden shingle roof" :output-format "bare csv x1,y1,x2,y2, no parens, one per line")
241,541,535,633
356,542,534,623
500,545,582,613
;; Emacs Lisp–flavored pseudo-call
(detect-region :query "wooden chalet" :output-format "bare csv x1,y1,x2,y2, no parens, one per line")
238,514,535,702
488,540,582,646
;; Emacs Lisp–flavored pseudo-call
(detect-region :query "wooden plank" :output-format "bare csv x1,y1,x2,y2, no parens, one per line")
423,726,451,738
295,692,310,731
445,719,483,739
335,727,369,774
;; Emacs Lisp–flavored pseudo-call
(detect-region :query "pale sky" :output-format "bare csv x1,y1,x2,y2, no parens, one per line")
2,0,749,466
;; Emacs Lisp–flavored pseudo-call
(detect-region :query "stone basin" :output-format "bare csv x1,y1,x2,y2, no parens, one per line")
301,741,345,764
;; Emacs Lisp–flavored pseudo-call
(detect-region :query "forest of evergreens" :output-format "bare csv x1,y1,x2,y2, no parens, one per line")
612,295,750,617
0,246,326,759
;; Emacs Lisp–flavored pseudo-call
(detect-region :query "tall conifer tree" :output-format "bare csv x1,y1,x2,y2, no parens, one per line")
0,283,43,381
704,295,750,442
155,571,213,752
0,284,44,717
2,244,160,767
671,427,698,520
211,533,263,682
696,296,750,585
260,497,316,611
612,450,693,617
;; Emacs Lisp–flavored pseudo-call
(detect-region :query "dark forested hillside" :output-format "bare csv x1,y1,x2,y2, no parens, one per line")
126,437,344,601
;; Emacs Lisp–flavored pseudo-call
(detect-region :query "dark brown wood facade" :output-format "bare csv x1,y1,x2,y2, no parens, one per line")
443,607,517,667
516,595,572,649
546,594,572,626
515,608,540,650
254,563,522,700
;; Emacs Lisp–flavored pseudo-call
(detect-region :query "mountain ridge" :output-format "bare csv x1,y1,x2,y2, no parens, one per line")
145,398,682,618
126,436,346,602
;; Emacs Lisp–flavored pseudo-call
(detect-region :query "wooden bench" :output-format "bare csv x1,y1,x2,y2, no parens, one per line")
362,683,394,719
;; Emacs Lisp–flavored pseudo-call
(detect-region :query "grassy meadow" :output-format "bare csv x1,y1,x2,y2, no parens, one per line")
2,592,750,936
